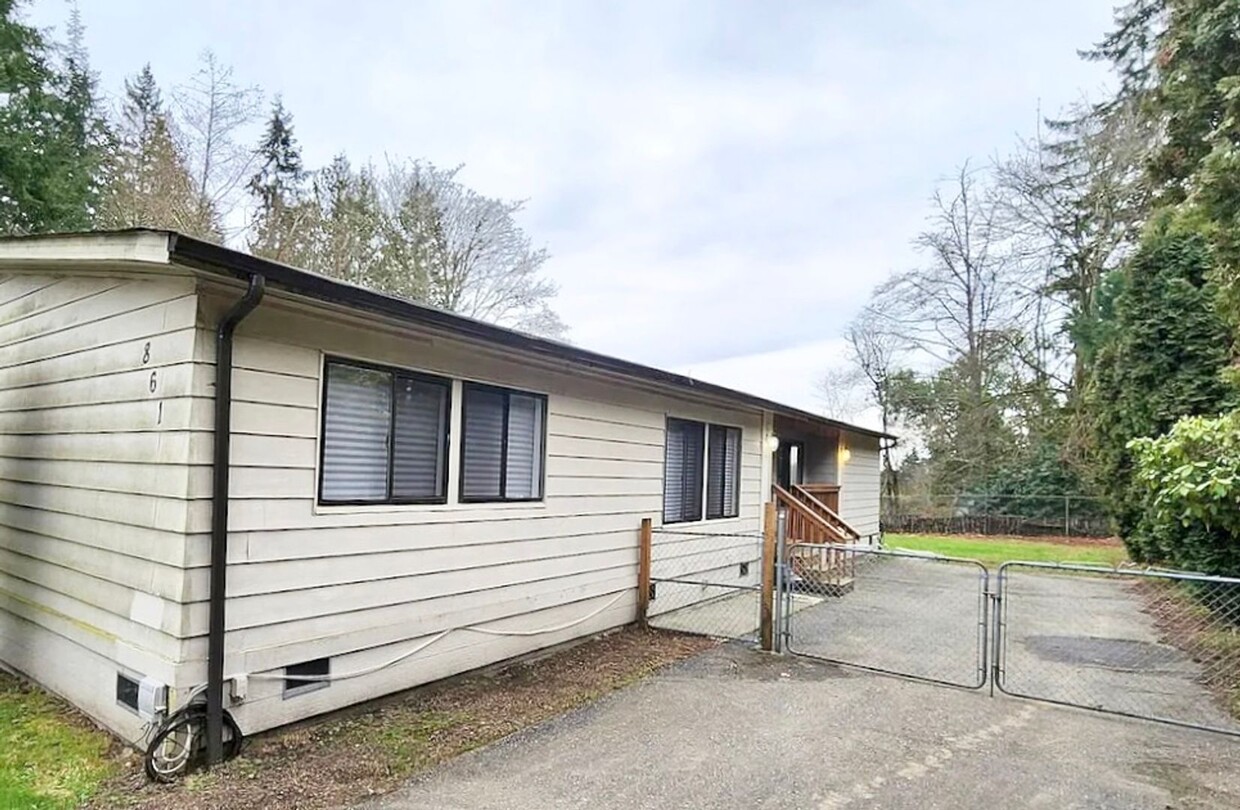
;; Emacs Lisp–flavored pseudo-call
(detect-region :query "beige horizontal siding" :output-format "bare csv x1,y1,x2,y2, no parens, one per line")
188,287,767,732
839,431,882,538
0,273,199,731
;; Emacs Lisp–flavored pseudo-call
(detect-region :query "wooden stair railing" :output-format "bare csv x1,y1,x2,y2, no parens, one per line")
773,484,850,544
791,484,861,542
772,484,855,587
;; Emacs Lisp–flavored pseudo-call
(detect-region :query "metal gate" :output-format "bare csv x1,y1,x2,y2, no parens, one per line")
994,561,1240,737
780,542,1240,737
783,542,990,689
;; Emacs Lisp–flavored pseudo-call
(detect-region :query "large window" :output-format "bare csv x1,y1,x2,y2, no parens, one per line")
319,359,450,504
460,383,547,502
664,418,741,523
706,424,742,519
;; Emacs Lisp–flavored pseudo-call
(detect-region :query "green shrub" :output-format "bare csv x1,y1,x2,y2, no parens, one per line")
1129,411,1240,575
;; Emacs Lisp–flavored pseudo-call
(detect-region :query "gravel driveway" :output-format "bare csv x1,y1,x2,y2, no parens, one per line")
372,557,1240,809
370,647,1240,809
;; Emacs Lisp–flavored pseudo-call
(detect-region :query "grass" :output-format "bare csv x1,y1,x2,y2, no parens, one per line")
0,675,116,809
884,532,1129,569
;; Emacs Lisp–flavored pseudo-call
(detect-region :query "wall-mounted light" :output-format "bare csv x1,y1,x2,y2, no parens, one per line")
765,435,780,452
839,446,852,464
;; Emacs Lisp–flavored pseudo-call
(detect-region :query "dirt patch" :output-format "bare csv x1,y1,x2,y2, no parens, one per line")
1135,579,1240,720
86,627,715,810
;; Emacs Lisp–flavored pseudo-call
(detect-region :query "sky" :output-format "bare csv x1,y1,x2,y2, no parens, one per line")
30,0,1116,427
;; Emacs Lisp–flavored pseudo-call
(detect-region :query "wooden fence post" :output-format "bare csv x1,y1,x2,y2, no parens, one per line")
760,501,777,651
638,518,652,628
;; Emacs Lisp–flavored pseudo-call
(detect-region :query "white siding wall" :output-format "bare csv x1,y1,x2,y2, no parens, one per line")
0,271,199,740
838,431,881,539
188,288,766,733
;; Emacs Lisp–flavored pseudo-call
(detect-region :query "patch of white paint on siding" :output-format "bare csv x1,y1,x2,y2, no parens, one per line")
129,591,165,629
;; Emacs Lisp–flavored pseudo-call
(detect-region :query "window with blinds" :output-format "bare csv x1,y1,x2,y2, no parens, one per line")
461,383,546,502
663,418,705,523
664,418,742,523
706,424,741,519
319,359,450,505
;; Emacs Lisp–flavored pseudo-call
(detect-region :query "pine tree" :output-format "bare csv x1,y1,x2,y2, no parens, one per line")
248,97,307,260
100,63,218,238
122,64,163,147
0,0,108,233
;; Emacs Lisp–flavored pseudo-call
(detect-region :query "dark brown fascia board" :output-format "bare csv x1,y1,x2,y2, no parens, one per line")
165,230,895,442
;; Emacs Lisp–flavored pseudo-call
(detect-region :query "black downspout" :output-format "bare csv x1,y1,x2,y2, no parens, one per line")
206,274,265,765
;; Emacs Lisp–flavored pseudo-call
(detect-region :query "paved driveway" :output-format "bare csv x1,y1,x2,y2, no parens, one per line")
370,644,1240,809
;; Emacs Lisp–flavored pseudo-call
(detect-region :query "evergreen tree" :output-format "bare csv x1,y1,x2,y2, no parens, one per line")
100,63,217,238
0,0,108,233
248,97,307,260
122,64,163,145
1086,217,1234,557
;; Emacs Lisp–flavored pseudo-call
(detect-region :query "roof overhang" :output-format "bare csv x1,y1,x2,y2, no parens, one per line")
0,229,896,441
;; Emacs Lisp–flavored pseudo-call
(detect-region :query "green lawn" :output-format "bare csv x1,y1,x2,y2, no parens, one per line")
0,675,115,809
884,533,1128,569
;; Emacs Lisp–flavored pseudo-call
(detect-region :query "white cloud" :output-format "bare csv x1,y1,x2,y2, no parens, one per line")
35,0,1115,410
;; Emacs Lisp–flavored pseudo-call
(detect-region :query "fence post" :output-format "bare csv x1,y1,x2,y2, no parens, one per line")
761,501,777,652
775,506,788,653
1063,496,1070,538
638,517,652,628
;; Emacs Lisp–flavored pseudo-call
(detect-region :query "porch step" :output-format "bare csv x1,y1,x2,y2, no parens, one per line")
792,576,854,598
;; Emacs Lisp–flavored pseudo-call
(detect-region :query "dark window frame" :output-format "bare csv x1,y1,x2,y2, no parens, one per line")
663,417,706,524
664,417,743,524
458,382,549,504
317,356,452,507
706,423,742,520
283,657,330,698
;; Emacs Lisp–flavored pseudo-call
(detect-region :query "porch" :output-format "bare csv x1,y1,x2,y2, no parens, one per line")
770,415,864,592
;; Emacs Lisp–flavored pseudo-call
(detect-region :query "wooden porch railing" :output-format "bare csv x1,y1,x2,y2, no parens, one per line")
773,484,851,544
772,484,857,589
791,484,861,542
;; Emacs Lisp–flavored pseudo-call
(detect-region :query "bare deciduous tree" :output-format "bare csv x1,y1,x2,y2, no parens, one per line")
839,304,904,505
174,50,262,237
380,161,567,338
875,164,1033,489
994,100,1152,393
101,64,219,238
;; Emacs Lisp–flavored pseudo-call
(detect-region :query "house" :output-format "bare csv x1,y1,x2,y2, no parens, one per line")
0,229,891,747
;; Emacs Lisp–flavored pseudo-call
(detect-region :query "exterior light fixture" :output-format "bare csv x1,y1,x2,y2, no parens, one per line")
765,435,780,452
839,446,852,464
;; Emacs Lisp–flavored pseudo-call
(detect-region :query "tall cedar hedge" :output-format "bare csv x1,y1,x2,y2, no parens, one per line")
1087,218,1235,562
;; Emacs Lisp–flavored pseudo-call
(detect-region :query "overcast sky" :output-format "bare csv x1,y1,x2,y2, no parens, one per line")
33,1,1115,426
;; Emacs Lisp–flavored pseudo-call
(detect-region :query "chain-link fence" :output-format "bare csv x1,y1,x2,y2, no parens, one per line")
784,543,990,689
883,493,1111,538
645,527,766,642
997,562,1240,735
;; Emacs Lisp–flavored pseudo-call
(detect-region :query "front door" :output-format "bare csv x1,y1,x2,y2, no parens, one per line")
775,440,805,490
